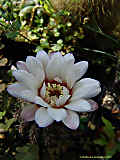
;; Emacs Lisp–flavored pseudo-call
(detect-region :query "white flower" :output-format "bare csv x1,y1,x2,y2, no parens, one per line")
7,51,101,130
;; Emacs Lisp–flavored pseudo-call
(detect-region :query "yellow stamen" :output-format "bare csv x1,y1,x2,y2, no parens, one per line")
44,81,70,107
48,83,51,88
52,84,56,88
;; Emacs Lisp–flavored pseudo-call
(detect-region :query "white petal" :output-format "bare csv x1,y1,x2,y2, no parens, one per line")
54,77,62,83
11,65,17,71
40,82,46,98
87,99,98,112
46,52,76,88
46,52,64,80
26,56,45,83
47,108,67,122
60,65,76,89
12,70,40,89
62,110,79,130
20,90,37,102
7,83,25,98
34,96,51,108
62,86,70,95
61,54,76,88
7,83,37,102
55,86,71,106
56,95,71,106
74,61,88,81
71,78,101,101
36,50,49,69
7,82,51,107
73,78,100,91
49,51,62,58
64,53,75,64
21,104,38,122
64,70,75,89
16,61,29,72
35,107,54,127
65,99,91,112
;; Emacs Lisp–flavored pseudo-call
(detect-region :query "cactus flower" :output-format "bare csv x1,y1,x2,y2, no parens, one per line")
7,51,101,130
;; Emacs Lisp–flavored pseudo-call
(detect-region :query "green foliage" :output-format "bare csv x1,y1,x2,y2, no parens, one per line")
0,118,16,131
0,111,6,120
16,144,39,160
94,136,108,146
6,31,19,39
102,117,115,139
94,117,120,157
79,117,88,130
0,0,86,53
0,0,21,40
0,0,119,58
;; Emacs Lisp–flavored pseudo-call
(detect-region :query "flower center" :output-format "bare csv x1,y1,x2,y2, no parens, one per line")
46,83,63,98
43,81,71,108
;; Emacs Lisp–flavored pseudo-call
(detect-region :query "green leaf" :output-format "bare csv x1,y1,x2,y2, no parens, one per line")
11,20,21,31
6,31,19,39
0,111,6,120
102,117,115,139
84,23,120,48
35,46,43,53
16,144,39,160
44,0,54,14
105,144,117,157
80,117,88,123
4,118,16,130
81,48,117,59
19,6,34,17
40,41,49,48
94,138,108,146
0,123,6,129
116,143,120,151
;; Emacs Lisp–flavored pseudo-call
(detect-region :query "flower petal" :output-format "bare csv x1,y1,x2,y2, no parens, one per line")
46,52,64,80
20,90,37,102
35,107,54,127
61,54,76,88
40,82,46,98
87,99,98,112
71,78,101,101
64,53,75,65
7,83,51,107
7,83,37,102
21,104,38,122
11,65,17,71
65,99,91,112
64,70,75,89
16,61,29,72
36,50,49,69
49,51,62,58
62,86,70,95
47,108,67,122
46,52,76,88
62,110,79,130
26,56,45,83
54,77,62,83
12,70,41,89
73,61,88,81
7,83,25,98
56,95,70,106
34,96,51,108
